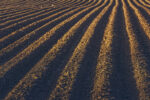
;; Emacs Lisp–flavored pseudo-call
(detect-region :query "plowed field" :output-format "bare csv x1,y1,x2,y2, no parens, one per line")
0,0,150,100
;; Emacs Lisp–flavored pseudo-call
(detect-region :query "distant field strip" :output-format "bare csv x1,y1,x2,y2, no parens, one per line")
0,0,150,100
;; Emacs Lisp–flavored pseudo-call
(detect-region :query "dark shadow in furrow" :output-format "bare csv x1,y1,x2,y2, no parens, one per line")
0,8,24,13
0,8,76,50
0,7,49,25
0,8,67,37
0,8,68,38
81,0,99,6
0,7,47,20
0,0,95,39
0,0,92,28
69,2,116,100
109,1,139,100
0,8,49,19
136,0,150,9
79,0,97,7
0,8,30,18
0,0,105,65
0,0,86,21
0,5,101,99
130,0,150,24
125,0,150,73
142,0,150,5
24,4,109,100
0,7,89,65
0,0,92,38
71,0,88,6
0,8,54,29
144,0,150,5
0,0,82,24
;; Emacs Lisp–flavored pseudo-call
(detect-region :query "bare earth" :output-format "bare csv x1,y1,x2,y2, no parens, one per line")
0,0,150,100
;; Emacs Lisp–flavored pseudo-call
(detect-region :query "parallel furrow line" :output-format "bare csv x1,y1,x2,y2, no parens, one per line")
128,0,150,41
2,0,109,99
91,0,118,99
122,0,150,99
49,0,114,99
133,0,150,15
139,0,150,8
0,0,97,57
145,0,150,4
0,0,102,78
0,0,81,26
0,0,93,32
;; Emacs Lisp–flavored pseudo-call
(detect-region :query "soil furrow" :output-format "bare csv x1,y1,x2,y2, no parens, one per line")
0,0,99,64
1,0,109,99
122,0,150,99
